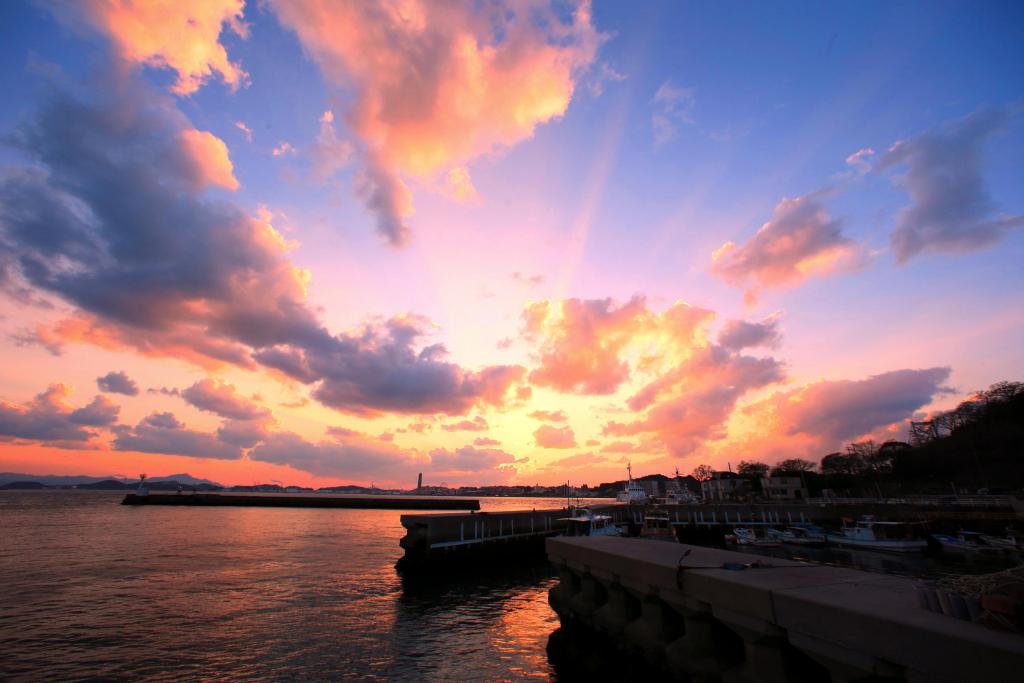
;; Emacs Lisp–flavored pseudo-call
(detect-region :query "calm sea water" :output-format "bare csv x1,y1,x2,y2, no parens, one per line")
0,491,600,682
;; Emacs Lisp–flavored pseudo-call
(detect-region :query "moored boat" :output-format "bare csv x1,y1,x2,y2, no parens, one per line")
826,516,928,553
933,531,1014,555
767,523,827,546
732,527,782,547
615,463,649,504
559,508,623,537
640,506,676,542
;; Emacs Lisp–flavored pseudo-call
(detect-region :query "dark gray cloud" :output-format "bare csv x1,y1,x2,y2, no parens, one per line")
70,395,120,427
113,412,242,460
717,316,782,351
0,74,525,418
758,367,954,443
0,384,114,442
216,418,271,448
879,107,1024,262
97,370,139,396
249,431,415,480
182,378,269,420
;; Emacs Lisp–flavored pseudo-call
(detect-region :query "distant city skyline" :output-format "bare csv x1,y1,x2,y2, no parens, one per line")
0,1,1022,488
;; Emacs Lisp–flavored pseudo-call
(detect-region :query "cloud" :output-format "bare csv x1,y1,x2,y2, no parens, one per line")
0,384,115,443
844,147,875,174
267,0,604,244
604,345,785,455
64,0,248,95
216,417,271,448
878,107,1024,263
717,314,782,351
599,440,639,453
511,272,545,287
234,120,253,142
444,166,480,204
711,191,863,298
751,367,953,446
0,73,522,419
113,412,242,459
522,296,713,394
528,409,568,422
96,370,139,396
534,424,577,449
309,110,354,181
651,80,695,146
178,129,240,190
541,451,607,470
250,430,417,480
427,445,516,474
182,378,269,420
272,142,296,157
70,395,120,426
258,317,527,417
473,437,501,447
441,415,489,432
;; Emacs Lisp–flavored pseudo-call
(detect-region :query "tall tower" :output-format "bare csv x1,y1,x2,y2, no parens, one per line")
417,472,423,491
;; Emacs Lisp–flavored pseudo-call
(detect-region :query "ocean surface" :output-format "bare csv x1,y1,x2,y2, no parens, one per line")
0,491,603,682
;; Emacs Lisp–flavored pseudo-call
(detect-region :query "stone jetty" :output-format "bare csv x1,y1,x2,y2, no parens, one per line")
547,536,1024,682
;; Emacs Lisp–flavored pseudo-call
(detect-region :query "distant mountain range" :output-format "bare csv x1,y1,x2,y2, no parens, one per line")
0,472,224,489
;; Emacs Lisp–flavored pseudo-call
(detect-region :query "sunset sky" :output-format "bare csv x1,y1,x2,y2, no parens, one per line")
0,1,1021,488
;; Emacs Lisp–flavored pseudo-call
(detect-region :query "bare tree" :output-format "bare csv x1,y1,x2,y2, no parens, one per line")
692,464,715,481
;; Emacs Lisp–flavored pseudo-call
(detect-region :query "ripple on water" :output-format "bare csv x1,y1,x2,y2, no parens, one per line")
0,491,569,681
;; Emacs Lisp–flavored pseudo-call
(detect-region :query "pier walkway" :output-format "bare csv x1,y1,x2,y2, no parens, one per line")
548,536,1024,682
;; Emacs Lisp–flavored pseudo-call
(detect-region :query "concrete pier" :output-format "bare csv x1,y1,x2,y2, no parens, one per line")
397,507,576,570
548,536,1024,682
122,491,479,510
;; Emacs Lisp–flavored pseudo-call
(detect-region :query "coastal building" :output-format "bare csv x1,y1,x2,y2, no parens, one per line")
700,472,750,501
760,475,808,501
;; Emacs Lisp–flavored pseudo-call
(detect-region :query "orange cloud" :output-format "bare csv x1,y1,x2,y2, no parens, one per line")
522,296,713,394
268,0,604,243
74,0,248,95
179,129,240,190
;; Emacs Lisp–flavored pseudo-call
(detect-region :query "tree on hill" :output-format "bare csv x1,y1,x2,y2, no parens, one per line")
737,461,769,477
771,458,816,475
692,464,715,481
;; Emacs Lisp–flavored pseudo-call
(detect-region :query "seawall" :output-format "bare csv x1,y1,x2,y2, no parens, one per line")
547,536,1024,682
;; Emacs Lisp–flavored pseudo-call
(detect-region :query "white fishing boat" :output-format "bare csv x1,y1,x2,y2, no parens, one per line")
662,467,700,504
732,527,782,547
615,463,649,504
640,506,676,542
980,529,1023,553
767,524,827,546
826,516,928,553
933,531,1014,555
559,508,623,537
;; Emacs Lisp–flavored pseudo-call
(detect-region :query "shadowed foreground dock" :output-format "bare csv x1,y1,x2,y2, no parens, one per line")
122,491,479,510
547,536,1024,682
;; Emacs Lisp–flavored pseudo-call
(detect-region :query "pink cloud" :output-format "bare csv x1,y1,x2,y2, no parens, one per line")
534,424,577,449
267,0,604,244
711,192,863,298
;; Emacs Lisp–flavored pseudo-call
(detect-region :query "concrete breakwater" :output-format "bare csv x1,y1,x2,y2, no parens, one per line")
122,491,480,510
395,500,1021,570
547,536,1024,682
397,507,579,570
